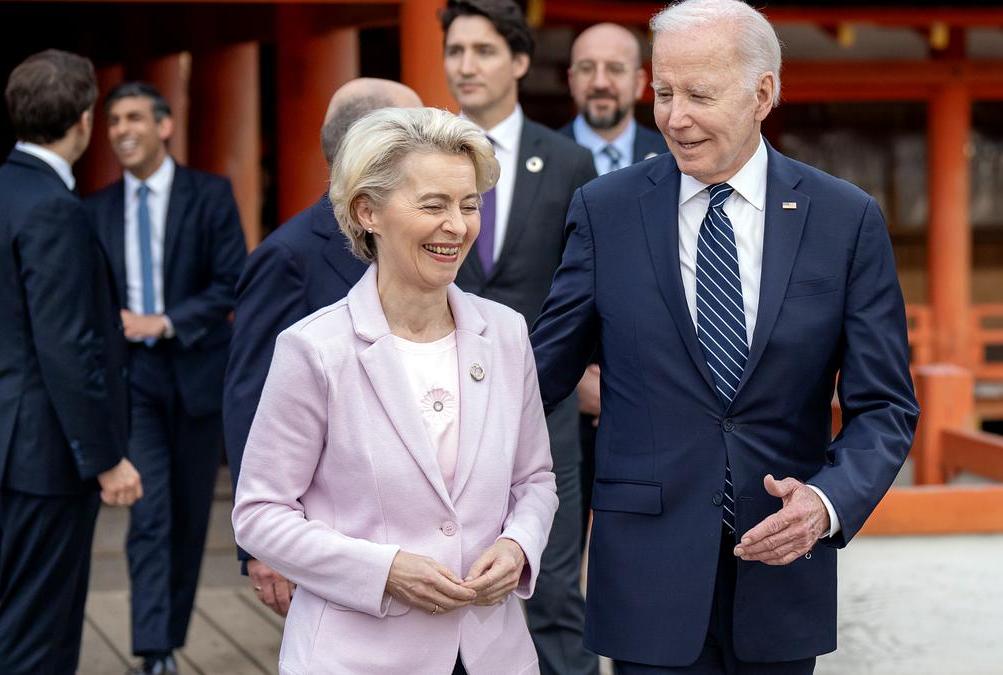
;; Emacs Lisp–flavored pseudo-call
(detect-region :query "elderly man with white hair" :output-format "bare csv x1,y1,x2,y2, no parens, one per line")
531,0,918,672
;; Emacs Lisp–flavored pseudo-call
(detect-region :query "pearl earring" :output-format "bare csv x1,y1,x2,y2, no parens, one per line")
366,228,374,233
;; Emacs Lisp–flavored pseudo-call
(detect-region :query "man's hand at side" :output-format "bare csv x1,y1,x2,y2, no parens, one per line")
97,458,143,506
248,559,297,617
121,309,169,341
734,474,829,565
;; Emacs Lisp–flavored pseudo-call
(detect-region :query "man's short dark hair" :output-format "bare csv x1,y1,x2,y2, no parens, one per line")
105,81,172,121
5,49,97,144
440,0,534,59
320,94,398,168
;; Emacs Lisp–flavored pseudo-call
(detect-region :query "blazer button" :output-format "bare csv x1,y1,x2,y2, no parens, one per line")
722,418,736,432
712,490,724,506
440,521,458,536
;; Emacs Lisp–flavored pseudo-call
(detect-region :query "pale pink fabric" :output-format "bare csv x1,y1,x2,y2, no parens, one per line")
233,265,557,675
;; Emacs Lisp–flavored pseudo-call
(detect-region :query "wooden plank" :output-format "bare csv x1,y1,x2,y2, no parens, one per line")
79,616,128,675
85,591,132,663
196,589,282,675
236,586,286,631
944,429,1003,482
179,593,266,675
861,485,1003,535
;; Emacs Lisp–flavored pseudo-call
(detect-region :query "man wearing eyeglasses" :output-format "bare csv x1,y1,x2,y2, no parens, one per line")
559,22,667,176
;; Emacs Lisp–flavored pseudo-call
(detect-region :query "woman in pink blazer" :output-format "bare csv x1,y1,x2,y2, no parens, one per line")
232,107,558,674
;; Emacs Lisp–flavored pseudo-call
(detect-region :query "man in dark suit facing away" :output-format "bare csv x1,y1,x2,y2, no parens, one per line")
0,49,142,675
558,22,670,546
440,1,599,673
558,22,668,176
223,77,420,617
86,82,247,675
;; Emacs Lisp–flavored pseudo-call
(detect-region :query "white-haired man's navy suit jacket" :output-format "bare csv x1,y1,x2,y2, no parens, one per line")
530,143,919,666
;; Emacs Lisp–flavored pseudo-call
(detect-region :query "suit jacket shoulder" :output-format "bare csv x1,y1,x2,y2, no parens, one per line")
633,124,669,161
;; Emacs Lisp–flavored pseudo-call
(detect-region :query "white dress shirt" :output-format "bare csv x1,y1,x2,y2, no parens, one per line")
15,141,75,191
482,105,523,263
124,156,174,321
572,115,636,176
677,136,840,538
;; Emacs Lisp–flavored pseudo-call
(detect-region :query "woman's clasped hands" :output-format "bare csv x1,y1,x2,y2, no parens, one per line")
385,538,526,615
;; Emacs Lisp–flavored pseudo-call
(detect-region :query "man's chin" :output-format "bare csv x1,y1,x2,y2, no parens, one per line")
584,108,627,131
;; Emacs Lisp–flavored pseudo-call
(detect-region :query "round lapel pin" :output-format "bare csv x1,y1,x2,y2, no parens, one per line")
644,152,659,160
525,156,543,173
470,364,485,381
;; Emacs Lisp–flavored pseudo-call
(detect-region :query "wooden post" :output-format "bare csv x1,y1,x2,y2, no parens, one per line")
189,42,261,250
401,0,454,110
912,364,974,484
141,53,191,167
276,8,359,222
77,63,125,196
927,81,972,366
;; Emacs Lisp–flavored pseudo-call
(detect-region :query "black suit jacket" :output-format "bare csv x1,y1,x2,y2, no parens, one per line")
456,118,597,326
0,150,128,495
558,119,668,168
87,163,247,417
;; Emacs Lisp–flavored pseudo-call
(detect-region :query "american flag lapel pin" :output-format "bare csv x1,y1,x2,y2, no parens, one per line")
782,201,797,210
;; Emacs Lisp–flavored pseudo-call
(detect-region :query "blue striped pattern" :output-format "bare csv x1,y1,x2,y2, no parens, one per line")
695,183,746,534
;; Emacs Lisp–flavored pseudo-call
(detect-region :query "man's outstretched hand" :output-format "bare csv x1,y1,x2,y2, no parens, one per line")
734,474,829,566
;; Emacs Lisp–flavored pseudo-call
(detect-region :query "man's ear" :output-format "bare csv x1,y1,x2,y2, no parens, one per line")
157,115,175,143
754,72,776,122
512,52,530,80
79,109,94,136
634,67,648,101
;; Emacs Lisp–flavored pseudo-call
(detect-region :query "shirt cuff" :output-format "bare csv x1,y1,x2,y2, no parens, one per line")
162,314,175,339
806,484,841,539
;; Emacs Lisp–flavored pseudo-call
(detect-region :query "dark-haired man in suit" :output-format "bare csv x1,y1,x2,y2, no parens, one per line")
87,81,246,675
223,77,421,617
440,1,598,673
0,49,141,675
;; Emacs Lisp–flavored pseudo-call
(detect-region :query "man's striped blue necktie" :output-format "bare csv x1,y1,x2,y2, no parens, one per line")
137,183,157,346
695,182,746,535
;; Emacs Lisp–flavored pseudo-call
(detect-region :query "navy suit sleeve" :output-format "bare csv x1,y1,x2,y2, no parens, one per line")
530,188,601,412
808,198,919,546
223,238,310,564
166,179,247,347
17,197,124,480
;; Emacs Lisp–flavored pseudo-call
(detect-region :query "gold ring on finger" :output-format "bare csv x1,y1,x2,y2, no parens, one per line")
432,604,440,615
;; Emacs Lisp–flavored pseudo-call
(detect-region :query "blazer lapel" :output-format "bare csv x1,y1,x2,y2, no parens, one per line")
494,122,545,275
163,164,191,280
350,267,454,510
445,285,491,502
733,147,808,399
638,158,717,394
105,180,128,302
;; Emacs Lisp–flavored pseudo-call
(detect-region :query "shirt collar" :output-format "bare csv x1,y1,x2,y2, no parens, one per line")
124,155,175,197
483,105,523,153
679,135,767,211
572,114,636,160
15,141,75,191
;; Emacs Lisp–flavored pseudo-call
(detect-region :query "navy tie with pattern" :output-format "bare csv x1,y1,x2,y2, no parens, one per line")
478,136,497,275
600,144,622,174
137,183,157,347
695,183,746,535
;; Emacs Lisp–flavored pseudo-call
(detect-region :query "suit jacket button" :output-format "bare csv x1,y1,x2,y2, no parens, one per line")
722,418,736,432
441,521,458,536
712,491,724,506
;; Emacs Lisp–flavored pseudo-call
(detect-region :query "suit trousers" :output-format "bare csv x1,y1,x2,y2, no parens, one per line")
127,345,222,655
614,529,816,675
0,488,100,675
525,395,598,675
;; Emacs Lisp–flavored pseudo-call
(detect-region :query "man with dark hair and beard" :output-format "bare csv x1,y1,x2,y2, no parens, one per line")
559,22,667,176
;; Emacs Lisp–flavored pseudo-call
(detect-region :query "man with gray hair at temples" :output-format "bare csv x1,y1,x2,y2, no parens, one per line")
223,78,421,617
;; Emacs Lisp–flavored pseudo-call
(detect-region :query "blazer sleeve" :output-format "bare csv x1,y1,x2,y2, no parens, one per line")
166,179,247,348
808,198,920,546
530,187,602,411
17,197,124,479
232,329,400,617
498,319,559,599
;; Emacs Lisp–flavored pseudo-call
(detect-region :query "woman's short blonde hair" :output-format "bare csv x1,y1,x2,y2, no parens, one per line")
329,106,500,262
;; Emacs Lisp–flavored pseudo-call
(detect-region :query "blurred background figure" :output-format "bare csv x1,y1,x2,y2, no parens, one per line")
233,106,558,674
0,49,141,675
440,0,598,673
86,81,246,675
223,77,420,617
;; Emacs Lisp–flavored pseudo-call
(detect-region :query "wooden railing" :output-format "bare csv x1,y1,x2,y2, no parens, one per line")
906,304,933,366
972,303,1003,380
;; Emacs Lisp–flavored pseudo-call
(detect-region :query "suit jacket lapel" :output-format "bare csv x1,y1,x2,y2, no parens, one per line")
733,147,808,399
107,181,128,302
350,267,455,511
495,121,545,274
313,198,368,288
639,158,718,394
163,164,191,281
445,285,490,502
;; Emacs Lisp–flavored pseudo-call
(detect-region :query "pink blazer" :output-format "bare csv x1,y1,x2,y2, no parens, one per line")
233,265,558,675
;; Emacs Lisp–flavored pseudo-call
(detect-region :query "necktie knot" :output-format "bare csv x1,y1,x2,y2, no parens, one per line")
708,182,733,206
600,144,622,170
137,183,150,199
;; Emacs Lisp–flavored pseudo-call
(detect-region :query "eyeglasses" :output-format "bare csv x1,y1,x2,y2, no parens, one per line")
570,60,633,78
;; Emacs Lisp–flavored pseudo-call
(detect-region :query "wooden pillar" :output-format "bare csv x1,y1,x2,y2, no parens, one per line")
189,43,261,249
927,81,971,366
141,53,191,166
401,0,453,110
276,8,359,222
912,364,974,485
77,63,125,196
